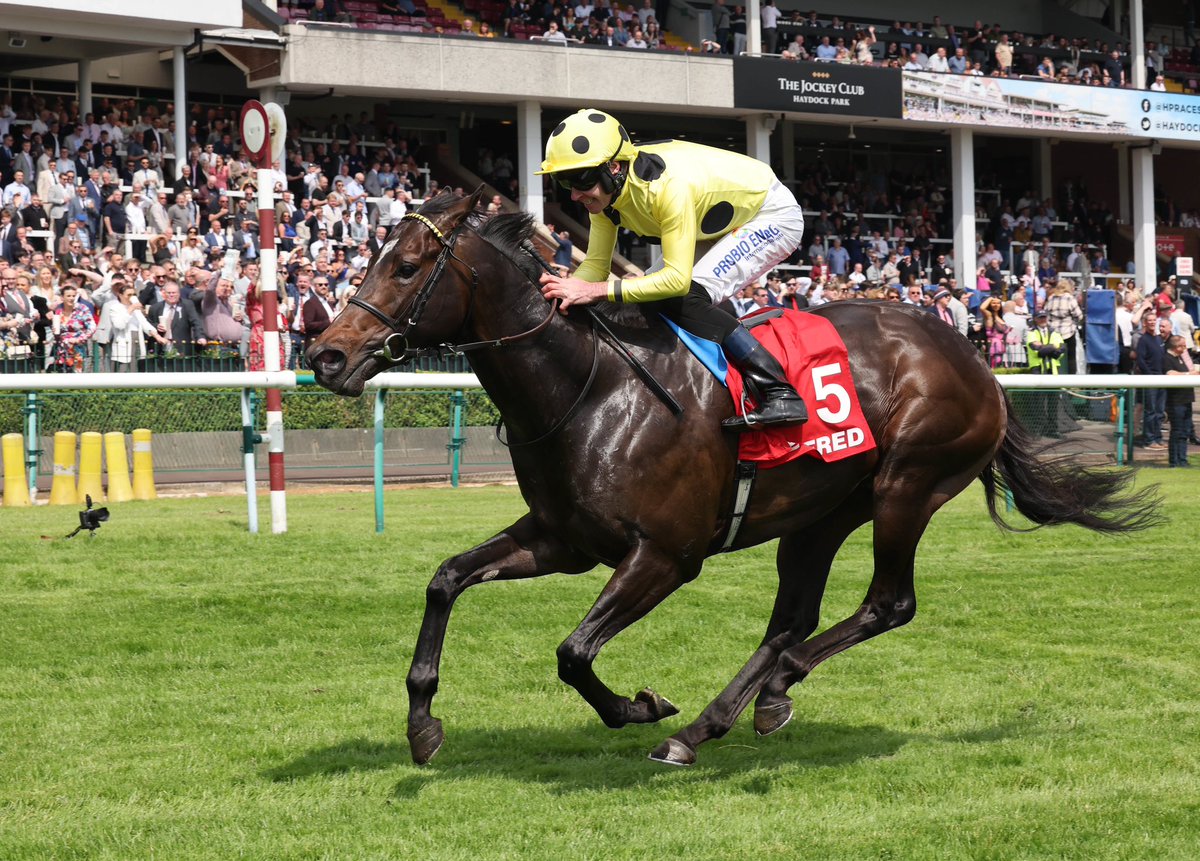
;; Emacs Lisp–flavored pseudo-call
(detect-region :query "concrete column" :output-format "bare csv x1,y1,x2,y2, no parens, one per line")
516,100,544,223
950,128,976,287
747,0,761,54
1131,146,1156,288
1117,144,1131,224
78,59,92,119
746,115,771,165
1129,0,1145,89
1038,139,1053,203
173,47,187,183
780,119,795,189
258,86,278,103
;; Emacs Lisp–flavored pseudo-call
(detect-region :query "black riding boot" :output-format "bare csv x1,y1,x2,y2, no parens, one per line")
720,325,808,431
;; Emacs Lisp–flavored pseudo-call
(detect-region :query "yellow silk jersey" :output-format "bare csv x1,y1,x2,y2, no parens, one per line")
574,140,778,302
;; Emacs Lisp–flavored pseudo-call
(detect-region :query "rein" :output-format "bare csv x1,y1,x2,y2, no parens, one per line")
349,212,559,364
350,210,601,447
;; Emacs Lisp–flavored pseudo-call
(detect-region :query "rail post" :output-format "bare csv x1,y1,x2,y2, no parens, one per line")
374,389,385,534
240,388,262,534
1114,389,1127,466
448,390,466,488
23,391,38,499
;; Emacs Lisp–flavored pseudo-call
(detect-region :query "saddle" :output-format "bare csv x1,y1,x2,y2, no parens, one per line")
664,308,876,468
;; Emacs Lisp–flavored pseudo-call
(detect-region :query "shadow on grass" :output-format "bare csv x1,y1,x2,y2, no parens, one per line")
262,738,410,782
264,719,912,797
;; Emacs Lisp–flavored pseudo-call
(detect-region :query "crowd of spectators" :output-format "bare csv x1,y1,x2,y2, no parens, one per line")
707,6,1199,93
278,0,1200,94
0,94,469,373
715,157,1199,388
280,0,681,50
0,84,1195,386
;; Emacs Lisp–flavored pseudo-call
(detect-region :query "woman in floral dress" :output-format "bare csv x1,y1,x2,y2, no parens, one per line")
50,285,97,372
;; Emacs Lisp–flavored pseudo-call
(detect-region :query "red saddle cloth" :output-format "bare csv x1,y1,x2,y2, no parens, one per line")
727,309,876,468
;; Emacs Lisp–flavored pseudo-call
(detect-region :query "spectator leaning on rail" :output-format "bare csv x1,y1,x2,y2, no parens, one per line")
536,108,808,430
1163,335,1199,467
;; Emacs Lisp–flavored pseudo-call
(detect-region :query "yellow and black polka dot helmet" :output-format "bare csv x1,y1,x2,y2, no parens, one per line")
536,109,635,175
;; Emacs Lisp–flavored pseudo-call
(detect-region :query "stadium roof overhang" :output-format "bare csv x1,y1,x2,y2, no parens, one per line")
0,0,253,75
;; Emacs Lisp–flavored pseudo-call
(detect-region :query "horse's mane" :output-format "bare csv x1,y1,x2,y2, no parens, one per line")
477,211,544,283
417,194,660,334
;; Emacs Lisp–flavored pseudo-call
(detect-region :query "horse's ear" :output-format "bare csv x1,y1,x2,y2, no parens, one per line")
468,185,488,212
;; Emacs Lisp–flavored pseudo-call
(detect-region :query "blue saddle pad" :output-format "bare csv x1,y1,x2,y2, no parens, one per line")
661,315,729,387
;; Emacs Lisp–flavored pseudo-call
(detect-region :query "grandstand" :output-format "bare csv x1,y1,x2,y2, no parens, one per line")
0,0,1197,379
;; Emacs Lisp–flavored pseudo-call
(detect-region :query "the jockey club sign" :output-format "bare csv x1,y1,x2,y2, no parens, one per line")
733,58,902,118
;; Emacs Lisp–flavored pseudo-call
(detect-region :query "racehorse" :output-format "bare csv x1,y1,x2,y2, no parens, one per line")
307,189,1160,767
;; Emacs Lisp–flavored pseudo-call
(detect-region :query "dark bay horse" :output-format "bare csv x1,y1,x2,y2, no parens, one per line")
307,190,1159,767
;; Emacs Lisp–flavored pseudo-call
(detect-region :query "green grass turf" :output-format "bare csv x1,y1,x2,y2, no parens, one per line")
1,469,1197,860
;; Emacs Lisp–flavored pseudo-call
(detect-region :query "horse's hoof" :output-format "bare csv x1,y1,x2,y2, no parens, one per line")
408,719,445,765
635,687,679,722
754,700,793,737
648,737,697,767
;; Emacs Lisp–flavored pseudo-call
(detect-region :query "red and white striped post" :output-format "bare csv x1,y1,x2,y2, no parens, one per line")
241,100,288,533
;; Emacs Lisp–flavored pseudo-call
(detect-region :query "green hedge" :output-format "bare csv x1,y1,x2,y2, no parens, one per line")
0,389,500,436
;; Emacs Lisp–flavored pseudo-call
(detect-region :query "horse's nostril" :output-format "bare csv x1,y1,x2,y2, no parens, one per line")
309,347,346,377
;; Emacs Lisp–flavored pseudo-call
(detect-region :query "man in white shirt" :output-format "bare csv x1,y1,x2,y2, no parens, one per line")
543,21,569,43
309,228,333,260
351,243,372,272
869,230,890,259
1170,299,1195,342
760,0,781,53
388,189,409,225
124,191,149,254
926,46,950,72
100,113,124,148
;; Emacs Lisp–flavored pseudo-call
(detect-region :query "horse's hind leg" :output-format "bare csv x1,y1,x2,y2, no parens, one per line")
555,541,695,729
752,491,937,732
407,513,591,765
649,492,871,767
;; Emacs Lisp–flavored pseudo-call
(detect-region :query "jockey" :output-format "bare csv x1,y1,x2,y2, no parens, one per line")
537,108,808,430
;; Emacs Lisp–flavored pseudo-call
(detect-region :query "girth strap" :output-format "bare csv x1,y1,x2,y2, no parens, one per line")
720,461,758,552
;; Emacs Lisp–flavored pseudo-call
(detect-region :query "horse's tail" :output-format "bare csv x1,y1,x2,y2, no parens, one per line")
980,391,1164,535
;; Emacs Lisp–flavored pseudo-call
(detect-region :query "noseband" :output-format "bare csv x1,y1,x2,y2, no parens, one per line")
347,212,479,365
348,211,560,366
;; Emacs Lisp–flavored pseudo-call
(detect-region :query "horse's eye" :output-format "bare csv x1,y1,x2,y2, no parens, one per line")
397,261,419,279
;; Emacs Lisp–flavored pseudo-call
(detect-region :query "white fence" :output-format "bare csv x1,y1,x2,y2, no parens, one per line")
2,371,1197,532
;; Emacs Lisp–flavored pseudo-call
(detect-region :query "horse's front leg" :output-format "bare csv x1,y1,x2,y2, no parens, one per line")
407,513,591,765
556,541,693,729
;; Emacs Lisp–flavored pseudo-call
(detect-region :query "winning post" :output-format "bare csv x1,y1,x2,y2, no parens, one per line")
240,99,289,533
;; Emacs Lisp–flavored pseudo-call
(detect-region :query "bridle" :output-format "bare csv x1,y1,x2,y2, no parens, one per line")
344,209,600,447
347,211,559,365
347,212,477,364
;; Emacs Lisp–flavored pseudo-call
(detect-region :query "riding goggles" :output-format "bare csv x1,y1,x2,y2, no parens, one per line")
554,165,608,192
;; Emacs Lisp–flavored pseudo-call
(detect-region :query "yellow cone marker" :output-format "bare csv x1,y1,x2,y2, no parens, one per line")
104,432,134,503
131,428,157,501
77,432,105,503
49,431,78,505
2,432,31,507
